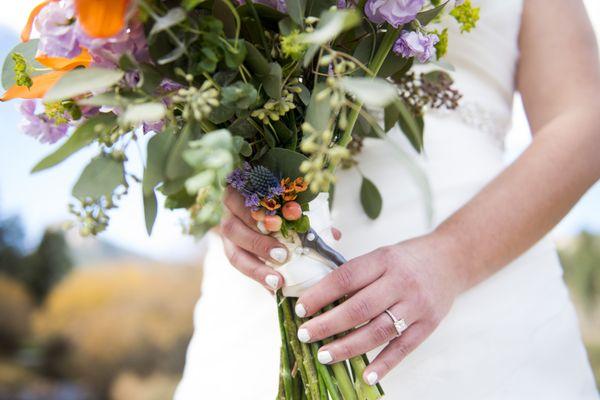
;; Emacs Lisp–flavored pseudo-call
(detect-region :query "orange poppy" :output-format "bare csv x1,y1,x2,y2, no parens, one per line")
293,177,308,192
1,70,66,101
74,0,130,38
1,49,92,102
260,198,281,211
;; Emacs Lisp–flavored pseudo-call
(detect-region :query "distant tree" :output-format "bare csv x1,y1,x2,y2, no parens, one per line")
21,229,73,302
559,230,600,310
0,215,25,279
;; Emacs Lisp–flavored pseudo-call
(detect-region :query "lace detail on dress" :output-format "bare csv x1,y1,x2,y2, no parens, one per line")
428,101,511,148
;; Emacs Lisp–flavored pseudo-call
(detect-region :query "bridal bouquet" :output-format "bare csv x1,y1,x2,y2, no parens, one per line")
2,0,478,398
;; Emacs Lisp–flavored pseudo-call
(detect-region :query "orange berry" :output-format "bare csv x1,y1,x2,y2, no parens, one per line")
264,215,283,232
282,201,302,221
251,209,266,222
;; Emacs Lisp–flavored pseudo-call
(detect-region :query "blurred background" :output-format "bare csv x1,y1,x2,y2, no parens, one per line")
0,2,599,399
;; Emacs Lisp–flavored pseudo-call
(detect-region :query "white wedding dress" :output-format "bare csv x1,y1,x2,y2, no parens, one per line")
175,0,599,398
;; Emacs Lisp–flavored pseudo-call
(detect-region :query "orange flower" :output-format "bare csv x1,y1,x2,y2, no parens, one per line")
293,177,308,193
1,49,92,102
75,0,131,38
281,178,297,201
260,198,281,211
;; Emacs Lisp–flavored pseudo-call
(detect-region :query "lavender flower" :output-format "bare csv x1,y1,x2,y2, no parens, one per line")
35,1,80,58
244,193,261,210
364,0,425,27
393,30,439,63
337,0,358,8
76,22,149,67
227,163,251,190
19,100,69,144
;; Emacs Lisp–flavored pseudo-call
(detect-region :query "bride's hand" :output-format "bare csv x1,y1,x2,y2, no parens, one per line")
220,187,288,291
220,187,343,292
293,233,467,386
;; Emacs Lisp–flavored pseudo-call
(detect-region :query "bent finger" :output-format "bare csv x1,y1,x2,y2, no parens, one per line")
222,238,284,291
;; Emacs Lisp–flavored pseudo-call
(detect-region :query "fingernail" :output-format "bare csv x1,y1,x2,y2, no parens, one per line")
295,303,306,318
365,372,378,386
269,247,288,263
265,274,279,290
297,328,310,343
257,221,268,234
317,350,333,364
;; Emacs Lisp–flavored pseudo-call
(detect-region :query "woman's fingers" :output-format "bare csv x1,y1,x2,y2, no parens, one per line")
220,213,288,264
295,254,386,318
222,238,284,291
223,186,259,230
362,322,430,386
297,278,396,343
315,302,414,364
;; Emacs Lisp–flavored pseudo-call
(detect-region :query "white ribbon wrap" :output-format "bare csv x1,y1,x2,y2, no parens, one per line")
266,193,338,297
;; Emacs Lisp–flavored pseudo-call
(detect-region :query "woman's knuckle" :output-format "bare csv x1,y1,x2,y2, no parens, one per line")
332,267,354,291
394,343,410,360
251,234,268,255
338,343,353,360
221,217,236,237
314,320,330,338
348,299,371,321
228,250,242,268
372,320,395,343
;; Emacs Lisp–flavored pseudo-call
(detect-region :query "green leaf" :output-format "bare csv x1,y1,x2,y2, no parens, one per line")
417,1,449,25
44,68,125,102
143,191,158,235
263,62,282,99
32,113,117,173
285,0,306,26
299,8,361,45
394,99,424,152
305,83,331,132
287,214,310,233
2,39,44,90
245,43,271,76
297,83,310,105
221,81,258,109
158,44,186,65
185,170,215,194
340,77,397,108
121,103,166,125
182,0,206,10
150,8,187,36
143,129,177,196
166,123,196,180
72,155,126,200
360,176,382,219
377,53,412,79
384,103,399,132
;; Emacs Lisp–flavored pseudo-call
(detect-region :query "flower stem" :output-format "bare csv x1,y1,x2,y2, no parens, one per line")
277,293,295,399
311,342,342,400
349,356,382,400
338,27,398,148
282,297,312,399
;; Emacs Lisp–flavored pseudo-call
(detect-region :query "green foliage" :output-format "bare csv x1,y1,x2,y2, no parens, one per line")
72,155,127,201
10,53,32,89
360,176,382,219
44,68,125,103
221,81,258,109
2,40,44,90
450,0,480,33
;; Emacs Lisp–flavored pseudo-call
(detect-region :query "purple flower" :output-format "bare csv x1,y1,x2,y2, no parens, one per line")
19,100,69,144
364,0,425,27
227,163,251,190
393,30,439,62
244,193,261,210
35,1,80,58
337,0,358,8
76,22,149,67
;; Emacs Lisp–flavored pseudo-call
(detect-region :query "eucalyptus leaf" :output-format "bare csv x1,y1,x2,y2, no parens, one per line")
166,123,196,180
245,43,271,76
143,191,158,235
417,1,449,25
158,45,186,65
285,0,306,26
32,114,117,173
185,170,216,194
360,176,382,219
72,155,126,200
143,129,177,197
121,103,167,125
2,40,45,90
305,83,331,132
394,99,423,152
340,77,397,108
263,62,282,99
297,83,310,105
44,68,125,102
150,8,187,36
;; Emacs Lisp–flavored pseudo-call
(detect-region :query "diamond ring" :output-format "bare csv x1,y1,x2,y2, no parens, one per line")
384,309,408,337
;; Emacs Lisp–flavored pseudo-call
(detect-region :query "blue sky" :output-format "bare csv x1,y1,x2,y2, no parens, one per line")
0,5,599,260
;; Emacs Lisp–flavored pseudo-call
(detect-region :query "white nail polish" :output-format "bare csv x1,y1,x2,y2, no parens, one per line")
297,328,310,343
365,372,378,386
295,303,307,318
317,351,333,364
257,221,268,234
269,247,287,263
265,274,279,290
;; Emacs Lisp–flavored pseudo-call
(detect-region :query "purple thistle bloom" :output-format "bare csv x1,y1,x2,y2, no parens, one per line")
393,30,439,62
19,100,70,144
364,0,425,28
